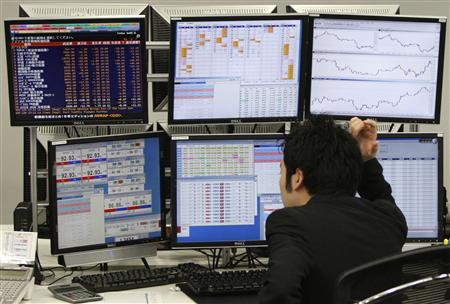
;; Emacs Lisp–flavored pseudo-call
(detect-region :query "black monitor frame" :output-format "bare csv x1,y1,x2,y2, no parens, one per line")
48,132,167,255
168,15,309,125
170,133,285,249
377,132,444,242
305,14,446,124
5,16,149,126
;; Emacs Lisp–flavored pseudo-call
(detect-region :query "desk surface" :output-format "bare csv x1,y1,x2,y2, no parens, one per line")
25,237,211,303
0,225,211,303
32,284,194,304
0,225,435,304
33,238,219,304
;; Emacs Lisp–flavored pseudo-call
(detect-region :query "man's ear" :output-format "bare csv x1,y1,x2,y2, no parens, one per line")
291,168,304,191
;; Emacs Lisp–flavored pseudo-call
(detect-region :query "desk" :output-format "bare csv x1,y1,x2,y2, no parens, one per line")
32,238,214,303
0,224,207,303
29,241,436,304
31,284,193,304
28,240,209,303
1,225,436,304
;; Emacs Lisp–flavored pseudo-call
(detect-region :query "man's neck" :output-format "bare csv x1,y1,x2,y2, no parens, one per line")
285,191,312,207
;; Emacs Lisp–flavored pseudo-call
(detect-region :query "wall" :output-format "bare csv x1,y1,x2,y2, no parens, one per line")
1,0,449,224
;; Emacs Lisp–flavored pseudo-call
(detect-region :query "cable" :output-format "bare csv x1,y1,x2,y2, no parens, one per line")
388,123,395,132
246,248,253,268
43,270,56,279
47,268,74,286
196,249,215,270
214,249,222,269
78,264,100,277
142,257,150,270
63,126,71,138
42,266,66,272
40,263,99,285
72,126,80,137
251,124,258,134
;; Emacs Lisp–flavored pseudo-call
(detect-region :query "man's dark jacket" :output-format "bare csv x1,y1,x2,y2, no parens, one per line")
258,159,408,304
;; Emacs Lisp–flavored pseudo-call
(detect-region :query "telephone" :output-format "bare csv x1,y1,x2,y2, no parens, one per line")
0,268,35,304
0,231,37,304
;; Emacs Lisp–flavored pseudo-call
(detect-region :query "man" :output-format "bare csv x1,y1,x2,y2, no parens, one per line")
258,116,407,304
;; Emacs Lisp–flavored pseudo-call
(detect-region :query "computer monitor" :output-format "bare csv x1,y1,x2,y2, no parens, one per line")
48,132,166,261
168,15,308,124
306,14,446,123
18,3,149,21
5,16,148,126
377,133,444,242
286,4,400,15
171,134,284,248
150,5,277,111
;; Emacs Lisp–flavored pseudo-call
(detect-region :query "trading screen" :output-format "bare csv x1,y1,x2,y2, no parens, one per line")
171,18,303,122
174,137,284,245
377,136,441,239
309,17,443,121
53,136,162,250
6,18,147,125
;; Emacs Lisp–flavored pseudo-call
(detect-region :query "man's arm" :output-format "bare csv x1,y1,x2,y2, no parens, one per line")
358,158,395,202
350,118,407,239
349,117,394,202
258,209,313,304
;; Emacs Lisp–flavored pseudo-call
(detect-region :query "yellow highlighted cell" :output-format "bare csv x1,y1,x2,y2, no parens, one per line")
221,28,228,37
288,64,293,80
284,44,289,56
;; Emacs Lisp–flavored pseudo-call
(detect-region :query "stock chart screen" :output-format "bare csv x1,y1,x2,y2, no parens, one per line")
307,15,446,123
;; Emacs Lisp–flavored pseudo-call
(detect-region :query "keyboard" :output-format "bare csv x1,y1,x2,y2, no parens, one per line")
72,263,209,293
180,269,268,296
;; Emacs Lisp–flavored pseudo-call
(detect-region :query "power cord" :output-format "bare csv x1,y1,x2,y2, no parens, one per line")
47,268,74,286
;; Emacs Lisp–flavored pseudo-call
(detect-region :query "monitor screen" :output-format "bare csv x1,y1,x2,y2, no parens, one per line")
306,14,446,123
168,15,307,124
171,134,285,248
5,16,148,126
377,133,443,241
149,5,277,111
48,132,165,254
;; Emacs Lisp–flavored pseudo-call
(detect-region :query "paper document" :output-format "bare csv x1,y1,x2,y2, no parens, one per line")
0,231,37,265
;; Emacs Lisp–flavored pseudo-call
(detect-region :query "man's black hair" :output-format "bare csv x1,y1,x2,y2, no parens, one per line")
283,116,363,196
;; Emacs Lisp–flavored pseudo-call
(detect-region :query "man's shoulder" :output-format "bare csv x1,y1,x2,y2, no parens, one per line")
359,196,403,214
265,206,317,244
270,205,304,216
267,206,309,227
353,196,407,234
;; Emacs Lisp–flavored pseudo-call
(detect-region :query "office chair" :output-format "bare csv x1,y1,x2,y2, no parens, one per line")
334,246,450,304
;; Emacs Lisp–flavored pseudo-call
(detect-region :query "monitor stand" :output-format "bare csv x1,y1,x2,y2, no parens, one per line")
57,243,157,267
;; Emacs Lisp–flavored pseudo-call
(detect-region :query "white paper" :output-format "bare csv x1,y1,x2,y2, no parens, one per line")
0,231,38,265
